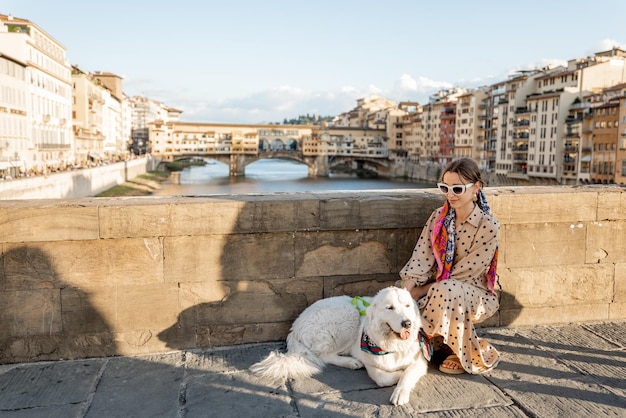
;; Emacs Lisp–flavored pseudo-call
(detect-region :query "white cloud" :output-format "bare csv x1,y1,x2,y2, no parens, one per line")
166,86,365,124
588,38,625,55
159,73,461,123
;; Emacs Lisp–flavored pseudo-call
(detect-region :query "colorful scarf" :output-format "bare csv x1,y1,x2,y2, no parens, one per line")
430,189,498,292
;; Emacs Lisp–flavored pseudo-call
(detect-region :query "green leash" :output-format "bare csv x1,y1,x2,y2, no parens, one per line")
351,296,370,316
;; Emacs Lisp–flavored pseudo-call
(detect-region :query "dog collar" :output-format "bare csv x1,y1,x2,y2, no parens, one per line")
351,296,370,316
360,332,394,355
419,328,433,361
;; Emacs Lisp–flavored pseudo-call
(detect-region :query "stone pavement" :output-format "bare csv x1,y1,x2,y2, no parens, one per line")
0,321,624,418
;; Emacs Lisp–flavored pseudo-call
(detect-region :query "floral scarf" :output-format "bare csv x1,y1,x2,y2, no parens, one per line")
430,189,498,293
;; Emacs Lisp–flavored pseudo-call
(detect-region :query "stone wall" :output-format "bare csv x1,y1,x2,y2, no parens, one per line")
0,186,624,364
0,158,152,200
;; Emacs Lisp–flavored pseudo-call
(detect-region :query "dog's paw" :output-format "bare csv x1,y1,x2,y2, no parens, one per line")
345,358,364,369
389,386,411,406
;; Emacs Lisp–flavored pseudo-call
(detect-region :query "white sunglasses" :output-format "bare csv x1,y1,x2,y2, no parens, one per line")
437,182,475,196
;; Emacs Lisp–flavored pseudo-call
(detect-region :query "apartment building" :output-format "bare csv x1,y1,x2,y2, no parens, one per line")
590,100,620,183
455,88,488,168
397,102,423,162
421,88,466,164
130,96,181,155
616,85,626,184
91,72,129,155
0,39,27,178
0,13,73,175
563,97,593,183
71,66,107,165
331,95,397,128
439,101,456,165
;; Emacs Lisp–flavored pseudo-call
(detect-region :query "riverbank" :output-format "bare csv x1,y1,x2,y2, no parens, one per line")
95,171,170,197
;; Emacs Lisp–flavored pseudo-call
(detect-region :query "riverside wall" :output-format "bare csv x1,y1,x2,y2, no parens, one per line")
0,157,154,200
0,186,624,364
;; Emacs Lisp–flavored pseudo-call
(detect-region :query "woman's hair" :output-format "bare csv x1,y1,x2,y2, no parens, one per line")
441,158,484,186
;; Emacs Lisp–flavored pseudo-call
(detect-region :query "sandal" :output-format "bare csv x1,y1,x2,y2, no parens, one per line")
439,354,466,375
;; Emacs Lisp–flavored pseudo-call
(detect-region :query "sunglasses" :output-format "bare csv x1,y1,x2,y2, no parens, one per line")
437,182,475,195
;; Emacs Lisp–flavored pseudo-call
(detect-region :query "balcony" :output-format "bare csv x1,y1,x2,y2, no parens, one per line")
513,120,530,128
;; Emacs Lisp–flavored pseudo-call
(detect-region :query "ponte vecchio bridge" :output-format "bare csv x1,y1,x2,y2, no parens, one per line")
147,121,392,177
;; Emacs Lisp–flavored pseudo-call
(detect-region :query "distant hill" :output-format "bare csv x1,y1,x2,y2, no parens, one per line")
280,114,334,125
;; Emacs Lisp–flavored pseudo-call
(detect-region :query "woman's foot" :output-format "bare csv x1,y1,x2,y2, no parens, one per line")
439,354,466,375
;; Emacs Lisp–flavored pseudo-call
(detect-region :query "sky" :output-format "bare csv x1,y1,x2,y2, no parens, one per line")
4,0,626,124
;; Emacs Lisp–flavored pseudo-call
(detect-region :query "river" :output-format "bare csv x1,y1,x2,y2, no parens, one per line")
154,159,434,196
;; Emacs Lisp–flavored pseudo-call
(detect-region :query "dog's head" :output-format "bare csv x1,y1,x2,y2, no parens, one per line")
363,286,422,352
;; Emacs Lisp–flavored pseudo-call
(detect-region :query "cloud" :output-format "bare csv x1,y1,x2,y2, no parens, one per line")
587,38,625,55
164,86,365,124
390,74,454,102
138,72,463,124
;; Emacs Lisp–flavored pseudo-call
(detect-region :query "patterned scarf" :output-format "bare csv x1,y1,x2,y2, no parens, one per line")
430,189,498,293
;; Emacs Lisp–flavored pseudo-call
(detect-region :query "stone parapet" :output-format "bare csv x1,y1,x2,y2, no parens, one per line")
0,186,624,364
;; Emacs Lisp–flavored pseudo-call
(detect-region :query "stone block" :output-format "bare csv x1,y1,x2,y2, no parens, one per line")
178,277,321,312
503,265,613,307
504,223,586,268
2,239,164,289
99,200,174,238
500,303,609,326
319,196,361,230
195,322,292,348
322,275,393,298
491,188,597,225
112,330,172,356
1,244,60,291
598,190,626,220
113,283,179,332
0,204,98,243
295,230,393,278
358,193,442,230
0,289,61,338
609,302,626,320
614,263,626,303
61,287,111,334
394,227,422,272
164,233,295,282
232,194,320,232
586,221,626,263
158,280,314,349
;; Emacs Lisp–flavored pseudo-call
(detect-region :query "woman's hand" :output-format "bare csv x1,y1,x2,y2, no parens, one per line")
409,282,434,301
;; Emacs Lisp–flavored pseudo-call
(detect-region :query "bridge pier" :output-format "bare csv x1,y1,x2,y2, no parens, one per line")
229,154,246,176
307,155,329,177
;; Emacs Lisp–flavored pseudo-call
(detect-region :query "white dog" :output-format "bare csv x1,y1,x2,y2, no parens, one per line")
249,286,430,406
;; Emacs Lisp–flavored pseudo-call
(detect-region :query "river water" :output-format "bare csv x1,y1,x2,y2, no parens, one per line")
154,159,434,196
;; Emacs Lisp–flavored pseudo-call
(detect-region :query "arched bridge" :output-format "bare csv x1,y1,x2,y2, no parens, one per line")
158,150,392,177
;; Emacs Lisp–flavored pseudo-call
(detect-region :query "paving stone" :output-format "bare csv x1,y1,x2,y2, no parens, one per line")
85,354,183,418
481,326,626,417
0,359,104,411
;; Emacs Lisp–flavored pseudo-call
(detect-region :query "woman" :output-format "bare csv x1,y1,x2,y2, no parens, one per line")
398,158,500,375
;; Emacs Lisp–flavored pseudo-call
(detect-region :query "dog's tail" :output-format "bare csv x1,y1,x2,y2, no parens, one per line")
249,341,323,379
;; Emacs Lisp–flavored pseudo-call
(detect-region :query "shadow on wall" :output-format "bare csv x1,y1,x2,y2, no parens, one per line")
158,194,404,349
0,245,116,364
156,194,519,351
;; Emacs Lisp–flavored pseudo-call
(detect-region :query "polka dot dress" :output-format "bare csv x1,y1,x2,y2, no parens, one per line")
400,204,501,374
